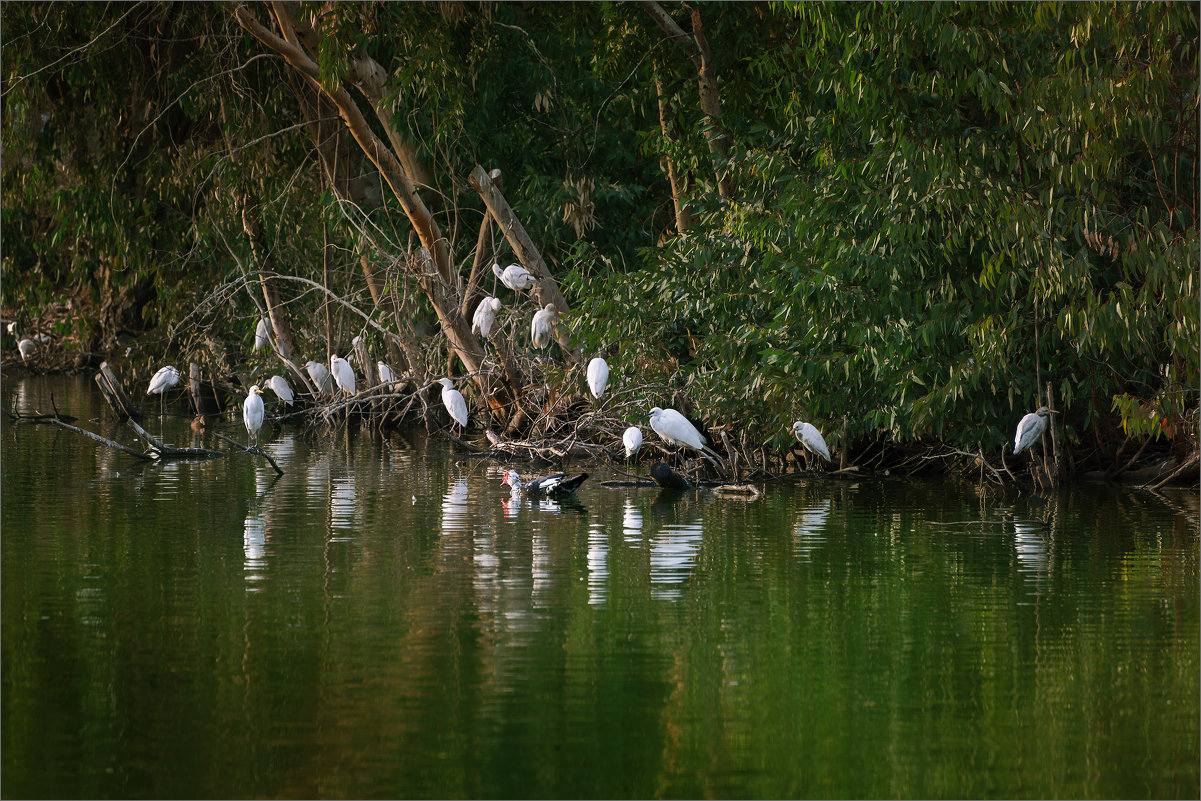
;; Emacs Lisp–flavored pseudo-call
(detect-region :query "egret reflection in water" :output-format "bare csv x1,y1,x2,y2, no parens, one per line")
587,522,609,605
794,498,832,561
623,498,643,545
650,521,704,600
1014,520,1051,596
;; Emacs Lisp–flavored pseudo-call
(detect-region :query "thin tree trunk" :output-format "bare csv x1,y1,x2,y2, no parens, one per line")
655,67,692,234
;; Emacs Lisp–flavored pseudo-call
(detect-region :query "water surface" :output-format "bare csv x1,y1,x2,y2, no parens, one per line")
3,375,1197,798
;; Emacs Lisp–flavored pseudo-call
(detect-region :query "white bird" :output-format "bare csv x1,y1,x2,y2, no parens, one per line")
265,375,294,406
646,406,717,464
501,469,588,499
623,426,643,459
330,355,356,396
6,321,17,335
586,357,609,398
791,421,831,462
492,262,534,292
146,365,181,395
377,361,395,384
253,317,270,351
17,338,35,363
438,377,468,428
472,296,503,337
531,304,557,348
1013,406,1056,455
303,360,333,395
243,385,265,446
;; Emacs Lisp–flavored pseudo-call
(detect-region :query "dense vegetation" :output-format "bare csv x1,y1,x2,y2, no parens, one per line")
2,2,1196,477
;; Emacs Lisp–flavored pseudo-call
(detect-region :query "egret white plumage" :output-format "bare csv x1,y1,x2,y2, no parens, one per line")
646,406,718,464
303,360,333,395
243,385,265,446
530,304,557,348
17,338,35,363
472,296,503,337
586,357,609,398
1013,406,1056,455
501,469,588,499
330,355,356,396
254,318,270,351
791,421,831,462
438,377,468,428
623,426,643,459
492,262,533,292
265,375,294,406
377,361,395,384
146,365,181,395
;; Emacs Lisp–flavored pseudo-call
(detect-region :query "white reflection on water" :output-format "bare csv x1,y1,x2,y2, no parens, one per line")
266,433,295,461
330,475,356,539
623,499,643,545
532,531,551,606
1014,521,1050,597
587,522,608,606
794,499,832,562
650,521,704,600
243,512,267,588
441,478,470,534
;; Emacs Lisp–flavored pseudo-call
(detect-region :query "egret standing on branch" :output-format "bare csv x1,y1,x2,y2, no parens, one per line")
266,375,294,406
1013,406,1056,455
243,385,265,447
647,406,719,465
531,304,557,349
791,421,831,463
147,365,181,415
303,360,333,396
587,357,609,398
439,377,468,429
377,361,395,385
472,296,503,338
493,262,533,292
330,355,356,397
254,318,270,351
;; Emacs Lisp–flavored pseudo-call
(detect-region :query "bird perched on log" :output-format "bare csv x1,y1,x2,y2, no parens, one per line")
493,262,534,292
531,304,557,348
791,421,831,462
501,469,588,499
265,375,294,406
1013,406,1056,455
472,296,503,337
587,357,609,398
303,360,333,395
330,355,356,397
439,377,468,428
243,385,265,446
646,406,719,464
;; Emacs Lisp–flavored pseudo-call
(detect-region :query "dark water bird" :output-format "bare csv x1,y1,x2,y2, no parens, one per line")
501,469,588,499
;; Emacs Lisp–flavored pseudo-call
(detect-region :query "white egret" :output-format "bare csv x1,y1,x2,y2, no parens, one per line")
1013,406,1056,455
501,469,588,499
530,304,557,348
253,317,270,351
377,361,395,384
243,385,265,446
472,296,503,337
265,375,294,406
438,377,468,428
303,360,333,395
330,355,356,396
586,357,609,398
623,426,643,459
647,406,718,464
492,262,534,292
17,338,35,363
6,321,17,335
791,421,831,462
147,365,181,395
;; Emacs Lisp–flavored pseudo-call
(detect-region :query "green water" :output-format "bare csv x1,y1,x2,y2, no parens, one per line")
3,375,1198,799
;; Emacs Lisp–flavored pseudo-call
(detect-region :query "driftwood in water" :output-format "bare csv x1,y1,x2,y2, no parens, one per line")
211,431,285,476
95,361,139,421
125,417,223,460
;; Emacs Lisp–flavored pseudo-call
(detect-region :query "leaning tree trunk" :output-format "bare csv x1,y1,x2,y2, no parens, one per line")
655,65,693,235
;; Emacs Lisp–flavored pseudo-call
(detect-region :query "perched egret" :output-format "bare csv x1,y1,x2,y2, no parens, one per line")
530,304,557,348
377,361,395,384
472,296,503,337
17,338,35,363
791,421,831,462
623,426,643,459
438,377,468,428
265,375,294,406
1013,406,1056,455
330,355,356,396
586,357,609,398
492,262,534,292
147,365,181,395
6,321,17,336
303,360,333,395
647,406,717,464
254,317,270,351
501,469,588,499
243,385,265,446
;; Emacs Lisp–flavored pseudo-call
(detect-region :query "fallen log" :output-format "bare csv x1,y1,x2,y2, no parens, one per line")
211,431,285,476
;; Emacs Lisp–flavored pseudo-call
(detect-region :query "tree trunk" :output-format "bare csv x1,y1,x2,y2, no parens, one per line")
655,67,692,234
